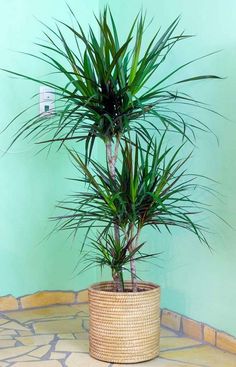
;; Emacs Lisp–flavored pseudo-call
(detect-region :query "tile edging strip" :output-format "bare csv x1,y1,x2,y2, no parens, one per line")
0,290,235,354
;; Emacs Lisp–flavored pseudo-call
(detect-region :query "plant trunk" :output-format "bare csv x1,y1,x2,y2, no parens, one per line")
128,226,140,292
106,137,123,292
112,271,124,292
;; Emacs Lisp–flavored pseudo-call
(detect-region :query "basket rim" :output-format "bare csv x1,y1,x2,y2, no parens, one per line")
89,280,160,295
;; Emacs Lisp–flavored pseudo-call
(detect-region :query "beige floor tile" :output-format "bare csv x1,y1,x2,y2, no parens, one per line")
74,332,89,339
0,319,8,326
33,318,83,334
0,339,16,348
114,357,197,366
29,345,51,358
0,362,9,367
7,356,39,362
0,321,29,331
10,361,62,367
16,334,54,346
160,328,178,337
50,352,67,360
65,353,108,367
0,329,17,336
3,305,78,323
160,336,201,351
57,333,75,339
161,345,236,367
0,335,12,340
55,339,89,353
18,330,34,336
0,345,36,360
70,304,89,315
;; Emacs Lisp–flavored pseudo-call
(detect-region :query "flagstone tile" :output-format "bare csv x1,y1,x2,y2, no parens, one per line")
55,339,89,353
160,336,201,351
0,296,18,311
0,362,9,367
50,352,67,360
57,333,75,339
76,290,89,303
16,334,54,346
217,331,236,354
83,319,89,330
0,345,36,360
33,318,83,334
74,332,88,339
0,321,29,331
0,335,13,340
4,305,79,323
70,303,89,315
7,356,39,362
161,345,236,367
20,291,75,309
161,310,181,332
0,319,9,326
0,339,16,348
65,353,108,367
114,357,201,366
0,329,17,336
11,361,62,367
160,327,178,337
18,330,34,336
29,344,51,358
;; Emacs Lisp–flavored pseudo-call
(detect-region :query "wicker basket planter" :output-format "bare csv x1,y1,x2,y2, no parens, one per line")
89,281,160,364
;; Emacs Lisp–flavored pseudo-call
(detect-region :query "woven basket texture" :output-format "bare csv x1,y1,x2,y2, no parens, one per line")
89,281,160,363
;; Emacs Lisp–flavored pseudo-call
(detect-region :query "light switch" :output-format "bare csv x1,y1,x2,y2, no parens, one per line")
40,86,55,116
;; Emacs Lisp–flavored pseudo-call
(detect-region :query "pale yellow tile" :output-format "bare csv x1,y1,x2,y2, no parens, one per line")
4,305,78,323
161,310,181,331
10,361,62,367
16,334,54,346
18,330,34,336
33,318,83,334
0,339,16,348
114,357,197,366
20,291,75,309
217,331,236,354
0,362,9,367
7,356,39,362
0,296,18,311
50,352,66,360
161,344,236,367
57,333,75,339
160,336,201,351
160,327,178,337
74,332,88,340
65,353,108,367
0,329,17,336
55,339,89,353
76,290,89,303
29,345,51,358
1,321,29,331
0,319,9,326
0,345,36,360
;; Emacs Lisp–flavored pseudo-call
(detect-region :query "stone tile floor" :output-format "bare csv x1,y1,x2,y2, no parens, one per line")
0,303,235,366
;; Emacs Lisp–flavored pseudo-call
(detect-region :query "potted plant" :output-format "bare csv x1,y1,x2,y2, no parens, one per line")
54,137,209,363
3,6,220,364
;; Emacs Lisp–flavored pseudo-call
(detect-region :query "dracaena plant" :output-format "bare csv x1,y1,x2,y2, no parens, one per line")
54,136,211,291
3,7,220,291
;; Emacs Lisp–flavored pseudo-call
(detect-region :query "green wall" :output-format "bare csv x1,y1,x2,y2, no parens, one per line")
1,0,236,338
0,0,99,297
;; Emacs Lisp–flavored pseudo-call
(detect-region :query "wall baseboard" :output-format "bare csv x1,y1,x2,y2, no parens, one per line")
1,290,235,354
